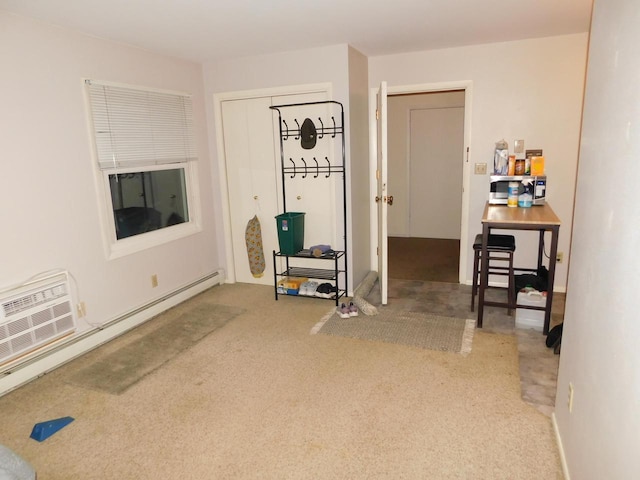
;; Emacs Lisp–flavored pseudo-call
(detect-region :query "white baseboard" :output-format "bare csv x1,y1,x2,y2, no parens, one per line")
0,269,225,398
552,412,570,480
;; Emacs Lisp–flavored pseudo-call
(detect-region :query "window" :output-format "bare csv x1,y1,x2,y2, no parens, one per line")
109,168,189,240
85,80,201,256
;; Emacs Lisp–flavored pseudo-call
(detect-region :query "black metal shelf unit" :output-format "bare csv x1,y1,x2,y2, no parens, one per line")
269,101,347,306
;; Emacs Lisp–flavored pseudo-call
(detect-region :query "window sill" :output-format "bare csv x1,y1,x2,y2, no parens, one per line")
107,221,202,260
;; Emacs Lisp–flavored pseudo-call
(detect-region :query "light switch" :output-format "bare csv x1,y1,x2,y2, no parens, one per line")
474,163,487,175
514,139,525,154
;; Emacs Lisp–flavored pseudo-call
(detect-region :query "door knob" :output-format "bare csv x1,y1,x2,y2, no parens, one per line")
375,196,381,203
386,195,394,206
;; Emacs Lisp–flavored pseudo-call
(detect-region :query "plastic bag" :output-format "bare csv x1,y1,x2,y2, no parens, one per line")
493,139,509,175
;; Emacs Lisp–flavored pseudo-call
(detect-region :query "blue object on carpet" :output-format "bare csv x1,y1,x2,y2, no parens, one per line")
30,416,75,442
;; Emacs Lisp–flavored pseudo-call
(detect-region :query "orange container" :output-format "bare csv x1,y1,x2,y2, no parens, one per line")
508,155,516,175
531,156,545,176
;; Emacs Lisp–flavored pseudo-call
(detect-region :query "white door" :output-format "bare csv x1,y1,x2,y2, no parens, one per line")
221,97,280,285
376,82,389,304
221,90,330,285
409,106,464,238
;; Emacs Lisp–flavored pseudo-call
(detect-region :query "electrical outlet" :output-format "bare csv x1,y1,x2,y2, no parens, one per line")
151,274,158,288
556,252,564,263
474,163,487,175
568,383,574,413
76,302,86,318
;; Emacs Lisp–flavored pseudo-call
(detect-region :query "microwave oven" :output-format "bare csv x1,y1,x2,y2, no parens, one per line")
489,175,547,205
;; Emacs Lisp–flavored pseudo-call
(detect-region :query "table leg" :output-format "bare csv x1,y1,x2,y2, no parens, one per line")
538,230,545,269
477,225,490,328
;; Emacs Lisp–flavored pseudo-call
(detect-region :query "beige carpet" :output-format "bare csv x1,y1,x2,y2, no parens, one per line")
0,284,563,479
313,309,475,356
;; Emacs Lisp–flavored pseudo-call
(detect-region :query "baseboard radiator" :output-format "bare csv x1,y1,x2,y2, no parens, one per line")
0,272,77,367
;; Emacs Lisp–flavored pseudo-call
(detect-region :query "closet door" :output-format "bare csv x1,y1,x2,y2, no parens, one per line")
221,91,329,285
270,93,337,263
222,97,279,285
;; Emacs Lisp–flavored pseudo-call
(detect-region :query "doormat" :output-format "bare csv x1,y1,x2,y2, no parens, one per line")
68,303,244,395
312,309,474,356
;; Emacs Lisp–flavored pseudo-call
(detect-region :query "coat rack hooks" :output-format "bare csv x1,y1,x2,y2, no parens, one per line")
317,118,324,138
325,157,331,177
294,119,301,140
300,157,307,178
289,158,296,178
331,117,336,137
282,120,289,140
313,157,319,178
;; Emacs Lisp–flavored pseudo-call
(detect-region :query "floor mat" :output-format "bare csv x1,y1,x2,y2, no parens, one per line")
312,308,474,356
67,303,244,394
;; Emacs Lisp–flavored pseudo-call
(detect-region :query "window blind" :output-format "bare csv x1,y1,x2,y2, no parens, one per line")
86,80,197,169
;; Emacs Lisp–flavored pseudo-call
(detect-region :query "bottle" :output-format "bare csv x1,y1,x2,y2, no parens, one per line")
508,155,516,175
514,159,525,175
518,180,533,208
508,182,519,207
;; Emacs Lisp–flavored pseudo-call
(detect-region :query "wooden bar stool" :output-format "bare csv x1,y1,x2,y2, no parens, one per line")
471,233,516,314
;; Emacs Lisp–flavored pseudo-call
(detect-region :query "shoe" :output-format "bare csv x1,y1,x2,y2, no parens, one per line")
298,281,310,296
348,301,358,317
315,283,331,298
306,281,319,296
325,284,338,299
337,303,350,319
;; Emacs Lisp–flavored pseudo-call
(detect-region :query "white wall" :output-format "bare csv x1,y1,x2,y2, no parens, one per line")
0,13,219,329
347,46,371,289
554,0,640,477
369,34,589,288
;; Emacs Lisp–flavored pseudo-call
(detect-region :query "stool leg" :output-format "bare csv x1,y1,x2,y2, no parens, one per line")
471,250,479,311
507,251,514,315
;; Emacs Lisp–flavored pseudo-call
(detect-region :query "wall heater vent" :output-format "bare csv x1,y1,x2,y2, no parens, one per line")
0,272,77,366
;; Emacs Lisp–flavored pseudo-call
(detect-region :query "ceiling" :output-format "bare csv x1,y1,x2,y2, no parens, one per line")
1,0,593,63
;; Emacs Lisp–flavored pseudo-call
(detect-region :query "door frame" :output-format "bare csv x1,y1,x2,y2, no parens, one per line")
369,80,473,284
213,83,332,283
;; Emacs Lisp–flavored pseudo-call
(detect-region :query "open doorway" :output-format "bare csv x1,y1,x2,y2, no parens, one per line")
387,90,465,283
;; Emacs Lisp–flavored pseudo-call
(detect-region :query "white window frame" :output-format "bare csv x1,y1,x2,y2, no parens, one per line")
84,79,202,259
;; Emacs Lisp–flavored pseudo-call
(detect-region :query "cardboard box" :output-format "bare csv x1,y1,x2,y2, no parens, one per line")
277,277,308,295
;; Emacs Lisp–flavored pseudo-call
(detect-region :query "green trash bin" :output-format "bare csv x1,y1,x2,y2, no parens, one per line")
275,212,305,255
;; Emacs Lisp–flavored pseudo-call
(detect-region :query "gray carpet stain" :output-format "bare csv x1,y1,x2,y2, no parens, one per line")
68,303,244,395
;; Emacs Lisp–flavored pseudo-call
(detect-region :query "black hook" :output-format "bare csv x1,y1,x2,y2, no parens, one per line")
325,157,331,177
331,116,336,137
289,158,296,178
294,119,301,140
313,157,319,178
283,120,289,140
318,117,324,139
300,158,308,178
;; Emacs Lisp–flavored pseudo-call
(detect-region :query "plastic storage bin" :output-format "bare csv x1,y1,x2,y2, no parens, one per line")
515,290,546,331
275,212,305,255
